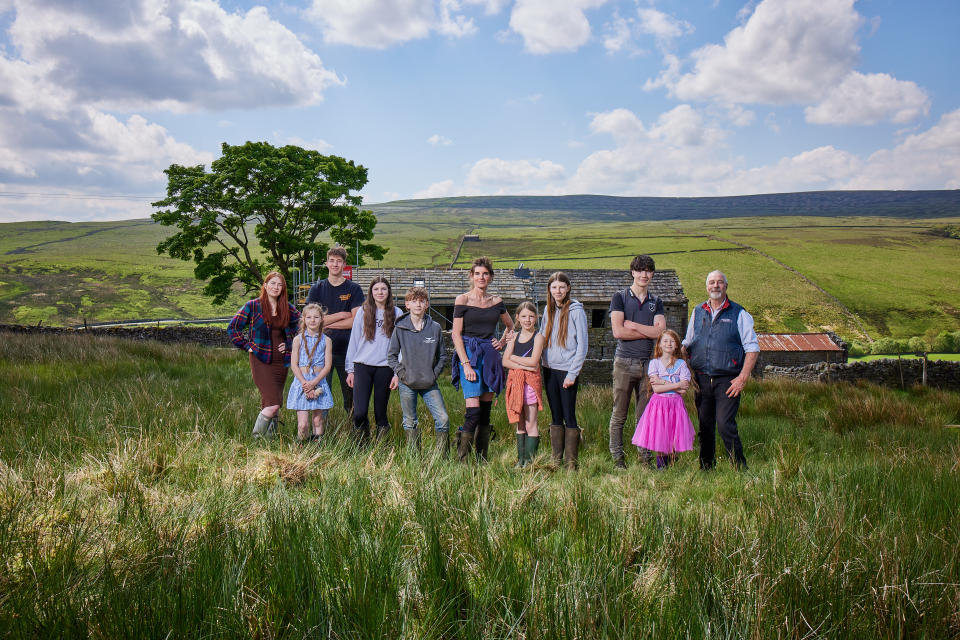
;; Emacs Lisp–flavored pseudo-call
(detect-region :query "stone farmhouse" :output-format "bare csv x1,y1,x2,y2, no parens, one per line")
301,268,687,383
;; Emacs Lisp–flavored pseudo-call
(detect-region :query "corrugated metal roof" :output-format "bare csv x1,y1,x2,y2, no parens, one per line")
758,333,841,352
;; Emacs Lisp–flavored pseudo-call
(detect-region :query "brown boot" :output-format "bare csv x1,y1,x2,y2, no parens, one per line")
475,423,492,462
457,430,475,463
549,424,564,466
564,428,581,471
435,430,450,460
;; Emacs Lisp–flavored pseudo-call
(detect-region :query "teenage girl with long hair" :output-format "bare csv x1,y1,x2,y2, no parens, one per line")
228,271,300,437
540,272,589,469
346,276,402,445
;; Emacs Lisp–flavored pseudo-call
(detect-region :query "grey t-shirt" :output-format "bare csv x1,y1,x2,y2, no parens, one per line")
608,288,664,359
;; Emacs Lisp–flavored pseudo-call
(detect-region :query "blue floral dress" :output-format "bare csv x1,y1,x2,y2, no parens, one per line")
286,333,334,410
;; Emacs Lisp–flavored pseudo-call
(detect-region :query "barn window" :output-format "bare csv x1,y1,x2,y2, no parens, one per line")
592,309,606,329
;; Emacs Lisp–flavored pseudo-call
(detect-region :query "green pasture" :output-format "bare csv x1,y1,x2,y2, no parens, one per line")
1,332,958,638
849,353,960,362
2,211,959,341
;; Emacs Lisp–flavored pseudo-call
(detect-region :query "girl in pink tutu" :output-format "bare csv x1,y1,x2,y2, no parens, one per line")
632,329,695,468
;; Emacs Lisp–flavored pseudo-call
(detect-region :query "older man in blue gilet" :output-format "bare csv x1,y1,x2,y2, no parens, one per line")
682,270,759,470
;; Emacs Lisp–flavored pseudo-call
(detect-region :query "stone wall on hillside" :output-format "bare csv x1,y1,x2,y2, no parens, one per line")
0,323,232,348
764,358,960,391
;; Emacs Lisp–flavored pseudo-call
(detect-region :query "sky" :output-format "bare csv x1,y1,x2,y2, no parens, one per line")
1,0,959,222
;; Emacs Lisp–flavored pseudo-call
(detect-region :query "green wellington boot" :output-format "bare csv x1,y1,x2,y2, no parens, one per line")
515,432,528,467
525,435,540,466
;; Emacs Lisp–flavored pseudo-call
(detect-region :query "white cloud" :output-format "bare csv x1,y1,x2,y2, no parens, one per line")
427,134,453,146
603,12,634,54
414,158,567,198
0,0,326,219
571,105,731,195
413,179,459,199
509,0,608,54
463,0,509,14
669,0,861,104
573,105,960,196
718,146,861,195
637,8,693,46
805,71,930,125
726,104,755,127
6,0,342,112
281,136,334,152
0,148,37,178
467,158,565,189
841,109,960,190
410,108,960,203
307,0,489,48
650,0,929,127
0,106,212,186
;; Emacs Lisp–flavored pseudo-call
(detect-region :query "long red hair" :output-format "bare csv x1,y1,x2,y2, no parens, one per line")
258,271,290,327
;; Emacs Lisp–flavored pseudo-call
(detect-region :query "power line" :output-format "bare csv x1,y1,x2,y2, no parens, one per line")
0,191,160,201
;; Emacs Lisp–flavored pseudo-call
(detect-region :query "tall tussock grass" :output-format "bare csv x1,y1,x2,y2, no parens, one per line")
1,332,958,638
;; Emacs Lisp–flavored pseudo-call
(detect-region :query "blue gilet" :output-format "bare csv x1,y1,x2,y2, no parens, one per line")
686,300,746,377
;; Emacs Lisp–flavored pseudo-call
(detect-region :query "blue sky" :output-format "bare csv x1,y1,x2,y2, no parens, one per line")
1,0,958,221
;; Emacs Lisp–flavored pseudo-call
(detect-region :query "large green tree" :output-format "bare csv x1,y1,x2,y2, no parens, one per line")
152,141,386,305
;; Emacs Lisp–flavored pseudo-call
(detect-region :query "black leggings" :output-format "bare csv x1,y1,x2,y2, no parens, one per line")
352,362,393,430
543,367,579,429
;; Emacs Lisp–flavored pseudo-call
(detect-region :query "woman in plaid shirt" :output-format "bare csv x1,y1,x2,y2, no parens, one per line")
228,271,300,437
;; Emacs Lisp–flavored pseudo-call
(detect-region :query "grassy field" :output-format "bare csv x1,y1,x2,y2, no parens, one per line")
2,205,960,341
1,332,958,638
849,353,960,362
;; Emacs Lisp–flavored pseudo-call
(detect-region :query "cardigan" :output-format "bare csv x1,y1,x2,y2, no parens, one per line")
228,298,300,366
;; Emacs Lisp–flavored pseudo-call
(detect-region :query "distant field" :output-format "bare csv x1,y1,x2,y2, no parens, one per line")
2,198,959,341
849,353,960,362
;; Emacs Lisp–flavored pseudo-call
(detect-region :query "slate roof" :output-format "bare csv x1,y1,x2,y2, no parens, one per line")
758,333,842,352
337,268,686,305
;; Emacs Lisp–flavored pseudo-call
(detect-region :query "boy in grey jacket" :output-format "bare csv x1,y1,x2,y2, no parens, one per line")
386,287,449,456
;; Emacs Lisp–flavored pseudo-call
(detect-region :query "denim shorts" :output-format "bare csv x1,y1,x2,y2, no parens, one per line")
458,344,491,399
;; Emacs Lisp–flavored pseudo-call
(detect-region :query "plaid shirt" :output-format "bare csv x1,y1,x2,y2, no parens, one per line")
228,299,300,366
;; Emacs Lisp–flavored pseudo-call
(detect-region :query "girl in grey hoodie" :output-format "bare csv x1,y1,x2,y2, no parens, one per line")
540,272,588,469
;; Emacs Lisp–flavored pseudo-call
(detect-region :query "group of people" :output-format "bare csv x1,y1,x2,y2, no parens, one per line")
228,247,758,471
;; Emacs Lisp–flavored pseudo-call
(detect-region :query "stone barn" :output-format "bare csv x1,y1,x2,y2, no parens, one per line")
756,333,847,375
302,268,688,384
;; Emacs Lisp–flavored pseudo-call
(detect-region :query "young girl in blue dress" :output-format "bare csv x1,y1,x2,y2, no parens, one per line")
632,329,696,468
287,303,334,442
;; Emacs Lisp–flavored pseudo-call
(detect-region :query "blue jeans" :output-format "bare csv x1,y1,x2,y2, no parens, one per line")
398,383,449,433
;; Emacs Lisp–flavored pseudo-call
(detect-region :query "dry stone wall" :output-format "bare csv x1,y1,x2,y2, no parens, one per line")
0,323,232,348
764,359,960,391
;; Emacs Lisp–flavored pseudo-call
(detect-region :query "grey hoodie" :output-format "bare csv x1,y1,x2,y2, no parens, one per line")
386,312,445,389
540,299,589,384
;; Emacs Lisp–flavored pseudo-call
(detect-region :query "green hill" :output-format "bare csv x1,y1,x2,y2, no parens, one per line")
2,190,959,339
371,190,960,221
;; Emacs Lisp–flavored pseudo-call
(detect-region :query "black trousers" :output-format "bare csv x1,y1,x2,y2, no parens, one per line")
694,372,747,469
325,349,353,413
542,367,579,429
352,362,394,430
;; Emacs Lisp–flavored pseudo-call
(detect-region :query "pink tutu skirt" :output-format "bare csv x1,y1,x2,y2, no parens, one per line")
632,393,695,454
